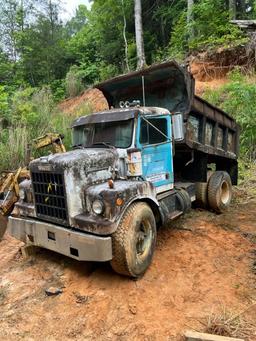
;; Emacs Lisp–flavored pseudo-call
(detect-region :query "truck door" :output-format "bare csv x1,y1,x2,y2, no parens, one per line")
137,115,174,193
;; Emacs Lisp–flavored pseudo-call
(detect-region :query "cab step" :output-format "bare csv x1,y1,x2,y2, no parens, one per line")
168,210,183,220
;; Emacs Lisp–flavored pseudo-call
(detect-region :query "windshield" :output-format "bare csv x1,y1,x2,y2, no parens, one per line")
73,119,134,148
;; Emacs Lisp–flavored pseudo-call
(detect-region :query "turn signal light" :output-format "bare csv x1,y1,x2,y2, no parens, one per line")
116,198,124,206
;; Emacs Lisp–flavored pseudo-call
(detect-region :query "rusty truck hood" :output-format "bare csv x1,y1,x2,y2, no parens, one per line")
30,148,117,172
95,61,195,114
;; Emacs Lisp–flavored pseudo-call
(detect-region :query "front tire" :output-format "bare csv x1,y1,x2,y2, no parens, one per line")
111,202,156,278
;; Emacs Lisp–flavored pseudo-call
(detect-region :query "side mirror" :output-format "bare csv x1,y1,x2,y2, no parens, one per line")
172,112,184,141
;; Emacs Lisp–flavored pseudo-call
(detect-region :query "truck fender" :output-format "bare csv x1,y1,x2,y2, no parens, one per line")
116,195,163,228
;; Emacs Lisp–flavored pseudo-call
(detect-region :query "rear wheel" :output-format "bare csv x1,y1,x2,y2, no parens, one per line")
110,202,156,278
176,189,191,213
195,182,208,208
207,171,232,213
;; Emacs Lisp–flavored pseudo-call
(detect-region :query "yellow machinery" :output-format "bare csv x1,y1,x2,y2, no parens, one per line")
0,133,66,216
33,133,66,154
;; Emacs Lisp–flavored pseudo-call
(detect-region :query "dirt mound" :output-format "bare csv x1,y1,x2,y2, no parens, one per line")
59,88,108,115
195,78,229,96
190,45,253,83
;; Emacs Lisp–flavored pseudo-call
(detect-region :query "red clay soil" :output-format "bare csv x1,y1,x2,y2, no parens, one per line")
58,88,108,115
0,186,255,340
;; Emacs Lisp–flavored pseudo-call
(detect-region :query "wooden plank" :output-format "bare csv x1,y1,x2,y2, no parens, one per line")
184,330,244,341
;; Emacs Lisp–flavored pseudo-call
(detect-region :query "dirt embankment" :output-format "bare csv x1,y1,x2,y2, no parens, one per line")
0,176,255,340
58,88,108,115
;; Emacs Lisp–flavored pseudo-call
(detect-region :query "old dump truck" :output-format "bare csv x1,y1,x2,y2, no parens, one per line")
7,61,239,277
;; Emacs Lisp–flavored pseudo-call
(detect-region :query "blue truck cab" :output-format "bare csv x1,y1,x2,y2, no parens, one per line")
8,61,239,277
137,110,174,191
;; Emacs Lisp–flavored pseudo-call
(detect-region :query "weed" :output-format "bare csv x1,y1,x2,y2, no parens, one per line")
0,286,8,303
202,305,255,339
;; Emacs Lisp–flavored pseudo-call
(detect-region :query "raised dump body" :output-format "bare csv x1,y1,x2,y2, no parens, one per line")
95,61,239,184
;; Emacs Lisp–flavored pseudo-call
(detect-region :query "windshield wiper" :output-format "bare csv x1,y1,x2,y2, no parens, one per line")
90,142,115,149
72,144,84,149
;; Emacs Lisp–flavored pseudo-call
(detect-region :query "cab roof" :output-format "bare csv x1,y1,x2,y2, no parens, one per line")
71,107,170,128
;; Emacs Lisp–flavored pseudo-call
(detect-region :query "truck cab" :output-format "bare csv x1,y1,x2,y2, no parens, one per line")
72,106,175,192
8,61,238,278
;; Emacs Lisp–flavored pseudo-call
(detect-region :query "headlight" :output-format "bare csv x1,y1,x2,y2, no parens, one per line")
92,200,104,215
19,188,26,201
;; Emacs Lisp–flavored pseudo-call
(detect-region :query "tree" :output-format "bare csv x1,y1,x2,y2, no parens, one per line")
187,0,194,40
134,0,146,70
229,0,236,19
121,0,130,72
0,0,20,61
20,0,69,86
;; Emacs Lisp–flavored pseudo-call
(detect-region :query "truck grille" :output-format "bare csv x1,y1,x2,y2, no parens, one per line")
31,171,68,225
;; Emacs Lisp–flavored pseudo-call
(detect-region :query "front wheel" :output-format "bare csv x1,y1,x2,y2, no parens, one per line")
110,202,156,278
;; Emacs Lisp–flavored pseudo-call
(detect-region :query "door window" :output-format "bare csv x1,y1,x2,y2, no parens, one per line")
140,118,168,145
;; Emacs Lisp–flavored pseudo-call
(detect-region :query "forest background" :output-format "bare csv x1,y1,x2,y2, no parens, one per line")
0,0,255,171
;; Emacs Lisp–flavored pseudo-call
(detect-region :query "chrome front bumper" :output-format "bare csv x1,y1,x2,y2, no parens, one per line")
8,216,112,262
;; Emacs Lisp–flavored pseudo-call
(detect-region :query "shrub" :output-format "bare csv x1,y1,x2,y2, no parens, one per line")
0,86,73,171
169,0,247,57
204,70,256,160
0,126,28,170
65,66,83,98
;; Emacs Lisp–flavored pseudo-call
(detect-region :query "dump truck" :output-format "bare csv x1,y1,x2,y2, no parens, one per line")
7,61,239,277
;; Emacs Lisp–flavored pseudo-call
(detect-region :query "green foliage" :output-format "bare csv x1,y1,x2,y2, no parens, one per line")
170,0,247,56
98,62,119,81
0,126,28,170
0,86,9,121
65,66,84,98
0,86,74,171
204,70,256,160
169,12,188,60
50,80,65,102
10,87,37,126
190,0,247,50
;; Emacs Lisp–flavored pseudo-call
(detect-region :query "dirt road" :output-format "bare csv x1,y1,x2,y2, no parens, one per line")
0,183,255,340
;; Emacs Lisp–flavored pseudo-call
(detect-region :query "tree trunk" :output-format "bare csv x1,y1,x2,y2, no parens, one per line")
121,0,130,72
134,0,146,70
187,0,194,40
229,0,236,19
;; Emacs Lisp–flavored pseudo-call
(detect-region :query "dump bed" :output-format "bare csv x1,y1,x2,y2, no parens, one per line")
95,61,239,161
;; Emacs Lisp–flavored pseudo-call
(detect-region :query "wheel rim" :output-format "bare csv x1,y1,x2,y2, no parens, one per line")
135,219,152,262
220,180,230,205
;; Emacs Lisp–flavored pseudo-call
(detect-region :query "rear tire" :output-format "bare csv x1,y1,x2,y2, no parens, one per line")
176,189,191,213
207,171,232,213
110,202,156,278
195,182,208,208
